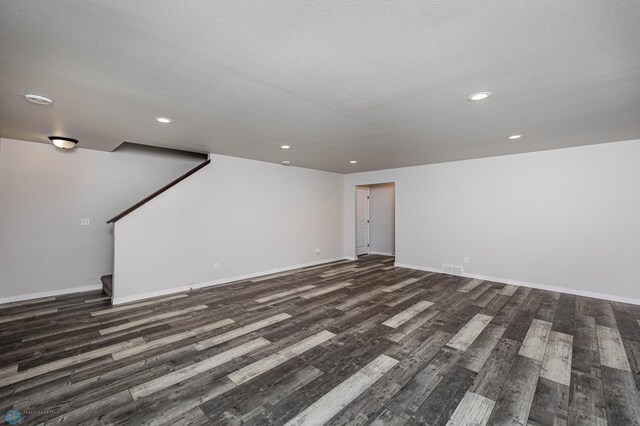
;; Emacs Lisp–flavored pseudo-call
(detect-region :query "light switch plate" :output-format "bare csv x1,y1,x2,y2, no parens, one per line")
81,218,90,226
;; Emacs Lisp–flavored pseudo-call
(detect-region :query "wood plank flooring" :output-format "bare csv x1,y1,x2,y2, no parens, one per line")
1,255,640,425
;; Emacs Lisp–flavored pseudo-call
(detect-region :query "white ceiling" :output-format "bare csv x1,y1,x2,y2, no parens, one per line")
1,1,639,173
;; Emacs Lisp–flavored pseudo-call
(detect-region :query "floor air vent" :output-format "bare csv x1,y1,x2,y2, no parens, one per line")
443,264,464,275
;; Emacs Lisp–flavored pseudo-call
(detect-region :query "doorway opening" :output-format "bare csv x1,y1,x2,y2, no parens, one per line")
355,183,395,258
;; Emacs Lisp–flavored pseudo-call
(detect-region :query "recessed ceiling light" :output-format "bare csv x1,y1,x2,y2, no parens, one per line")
468,92,492,101
155,117,172,124
350,160,357,164
281,145,290,149
507,134,523,140
48,136,78,150
281,160,291,166
24,93,53,105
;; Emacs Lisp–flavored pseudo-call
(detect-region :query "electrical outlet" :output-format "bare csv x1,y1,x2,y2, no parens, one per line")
315,248,321,255
214,262,219,270
81,218,90,226
464,257,469,263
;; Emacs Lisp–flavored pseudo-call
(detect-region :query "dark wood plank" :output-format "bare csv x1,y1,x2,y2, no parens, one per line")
0,255,639,425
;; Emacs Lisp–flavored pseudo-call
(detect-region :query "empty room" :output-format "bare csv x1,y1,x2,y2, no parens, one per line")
1,1,640,425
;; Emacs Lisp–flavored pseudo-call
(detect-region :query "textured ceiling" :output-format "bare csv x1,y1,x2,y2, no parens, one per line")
1,1,639,173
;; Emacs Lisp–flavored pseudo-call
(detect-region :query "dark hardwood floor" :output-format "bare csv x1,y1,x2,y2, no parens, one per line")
1,255,639,425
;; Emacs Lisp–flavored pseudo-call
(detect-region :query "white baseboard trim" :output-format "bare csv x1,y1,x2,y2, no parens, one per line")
0,284,102,305
112,257,352,305
394,263,441,274
394,262,640,306
369,251,394,256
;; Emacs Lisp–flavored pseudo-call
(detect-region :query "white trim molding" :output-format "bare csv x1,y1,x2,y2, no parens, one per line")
112,257,353,305
369,251,394,256
0,284,102,305
394,262,640,306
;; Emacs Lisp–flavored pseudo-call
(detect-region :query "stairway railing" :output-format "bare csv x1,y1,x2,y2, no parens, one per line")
107,159,210,223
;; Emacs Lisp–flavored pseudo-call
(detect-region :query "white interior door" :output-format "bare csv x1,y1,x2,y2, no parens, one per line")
355,187,370,256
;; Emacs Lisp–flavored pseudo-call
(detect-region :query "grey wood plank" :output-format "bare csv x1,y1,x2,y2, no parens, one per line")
327,330,453,426
622,338,640,396
410,364,475,425
112,318,234,360
498,284,519,297
0,296,56,309
228,330,335,385
568,370,607,426
129,337,270,400
518,319,552,362
487,355,542,426
255,285,316,303
457,279,483,293
596,324,632,372
0,337,145,387
335,287,387,311
472,286,501,308
540,330,573,386
572,315,601,376
193,313,291,351
382,300,434,329
0,307,58,324
300,282,352,299
386,347,462,418
7,345,194,418
128,377,238,426
40,390,133,425
171,406,210,426
601,366,640,425
383,277,421,293
0,364,17,379
384,288,426,307
210,365,323,424
386,309,440,343
99,304,208,335
447,391,495,426
369,408,408,426
527,376,569,426
283,354,398,426
457,324,506,372
552,293,576,335
446,313,493,352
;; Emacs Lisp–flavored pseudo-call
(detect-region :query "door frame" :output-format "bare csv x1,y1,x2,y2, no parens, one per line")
355,186,370,256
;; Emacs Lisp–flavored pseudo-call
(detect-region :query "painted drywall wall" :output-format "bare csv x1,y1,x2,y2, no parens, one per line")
0,138,205,302
369,183,395,255
344,139,640,303
113,154,344,304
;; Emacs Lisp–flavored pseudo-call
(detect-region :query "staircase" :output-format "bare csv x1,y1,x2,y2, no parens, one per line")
101,274,113,298
105,159,211,304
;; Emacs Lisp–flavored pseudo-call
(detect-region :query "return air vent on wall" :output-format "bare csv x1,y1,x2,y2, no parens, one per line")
443,264,464,275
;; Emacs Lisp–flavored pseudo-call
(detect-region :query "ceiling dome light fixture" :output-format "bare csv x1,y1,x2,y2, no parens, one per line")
468,91,492,101
507,134,523,140
48,136,78,150
24,93,53,105
281,160,291,166
281,145,290,149
350,160,357,164
155,117,172,124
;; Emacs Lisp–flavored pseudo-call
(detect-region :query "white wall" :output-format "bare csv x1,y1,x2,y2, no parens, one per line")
368,183,395,255
113,154,344,304
0,138,205,302
344,139,640,303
